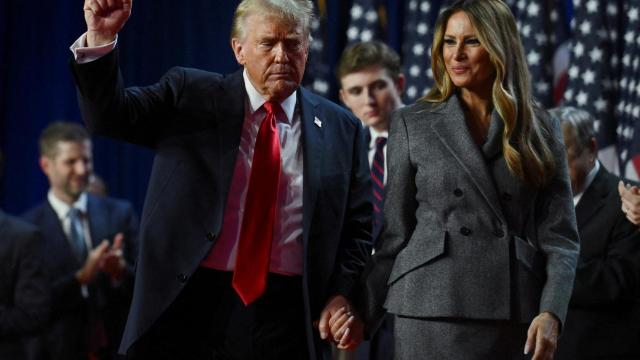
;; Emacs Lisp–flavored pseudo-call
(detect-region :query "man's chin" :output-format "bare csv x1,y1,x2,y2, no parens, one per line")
268,82,298,101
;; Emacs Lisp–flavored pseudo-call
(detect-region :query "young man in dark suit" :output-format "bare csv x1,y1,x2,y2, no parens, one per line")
552,107,640,360
0,149,50,360
23,122,138,360
337,41,405,360
69,0,372,358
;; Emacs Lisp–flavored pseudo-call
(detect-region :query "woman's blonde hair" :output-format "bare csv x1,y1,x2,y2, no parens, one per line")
425,0,555,188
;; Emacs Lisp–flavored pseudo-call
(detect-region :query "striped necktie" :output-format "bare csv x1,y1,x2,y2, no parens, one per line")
371,136,387,234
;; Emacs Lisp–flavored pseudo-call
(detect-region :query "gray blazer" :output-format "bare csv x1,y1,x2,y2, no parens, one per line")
363,95,579,331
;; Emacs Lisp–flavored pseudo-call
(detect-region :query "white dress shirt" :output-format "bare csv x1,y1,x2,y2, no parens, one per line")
199,70,304,276
573,160,600,206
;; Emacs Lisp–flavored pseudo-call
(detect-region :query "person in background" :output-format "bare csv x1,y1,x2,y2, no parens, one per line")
23,122,138,360
69,0,372,358
0,149,50,360
337,40,404,360
360,0,579,359
550,106,640,360
87,174,108,197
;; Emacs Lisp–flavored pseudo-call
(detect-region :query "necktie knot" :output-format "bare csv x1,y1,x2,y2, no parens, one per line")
68,207,82,219
263,101,283,118
68,207,87,261
375,136,387,149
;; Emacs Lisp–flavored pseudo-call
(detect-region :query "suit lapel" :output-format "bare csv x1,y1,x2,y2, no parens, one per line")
202,70,246,232
299,87,324,245
42,201,80,266
431,95,506,223
575,167,608,227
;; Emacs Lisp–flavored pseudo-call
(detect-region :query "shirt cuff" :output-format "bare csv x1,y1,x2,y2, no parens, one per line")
69,33,118,64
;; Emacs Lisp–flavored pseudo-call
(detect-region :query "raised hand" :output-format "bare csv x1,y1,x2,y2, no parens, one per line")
84,0,132,46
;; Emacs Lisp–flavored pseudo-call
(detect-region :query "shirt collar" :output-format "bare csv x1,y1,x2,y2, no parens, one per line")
368,127,389,149
573,160,600,205
48,191,88,220
242,69,297,123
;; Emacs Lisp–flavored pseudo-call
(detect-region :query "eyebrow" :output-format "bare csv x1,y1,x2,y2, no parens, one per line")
443,34,478,39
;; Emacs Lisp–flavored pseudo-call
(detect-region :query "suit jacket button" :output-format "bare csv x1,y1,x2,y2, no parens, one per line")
206,232,216,242
453,188,463,197
494,229,505,237
177,273,188,283
460,227,471,236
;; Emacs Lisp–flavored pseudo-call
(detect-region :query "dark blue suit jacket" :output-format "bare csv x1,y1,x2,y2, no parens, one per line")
70,49,372,359
23,194,138,360
556,167,640,359
0,211,49,360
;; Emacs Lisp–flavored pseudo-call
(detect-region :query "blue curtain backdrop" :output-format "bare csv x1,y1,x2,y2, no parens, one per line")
0,0,571,215
0,1,241,215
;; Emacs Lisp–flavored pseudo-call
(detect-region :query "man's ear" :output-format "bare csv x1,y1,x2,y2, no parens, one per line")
588,137,598,157
39,156,50,176
231,38,245,65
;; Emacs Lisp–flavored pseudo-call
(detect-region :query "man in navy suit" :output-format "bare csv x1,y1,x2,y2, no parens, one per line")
23,122,138,360
337,41,405,360
551,107,640,359
69,0,372,359
0,149,50,360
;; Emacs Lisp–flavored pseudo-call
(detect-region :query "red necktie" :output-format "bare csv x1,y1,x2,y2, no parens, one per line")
232,101,282,305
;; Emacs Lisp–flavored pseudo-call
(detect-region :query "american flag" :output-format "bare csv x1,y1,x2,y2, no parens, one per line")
400,0,440,103
563,0,626,174
303,0,333,97
616,0,640,178
345,0,386,45
511,0,569,108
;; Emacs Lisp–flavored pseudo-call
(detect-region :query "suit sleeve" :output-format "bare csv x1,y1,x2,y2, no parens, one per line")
0,227,50,337
361,110,418,332
534,115,580,327
69,48,190,148
571,201,640,306
329,116,374,302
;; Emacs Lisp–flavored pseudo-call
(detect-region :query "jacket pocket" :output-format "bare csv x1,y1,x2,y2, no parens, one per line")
387,231,446,285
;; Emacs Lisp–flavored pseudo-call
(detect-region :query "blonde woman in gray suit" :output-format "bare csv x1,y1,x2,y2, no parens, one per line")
359,0,580,359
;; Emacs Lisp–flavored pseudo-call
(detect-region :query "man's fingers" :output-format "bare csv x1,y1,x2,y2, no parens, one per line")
112,232,124,250
84,0,101,15
95,0,108,11
618,180,626,196
97,240,111,257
